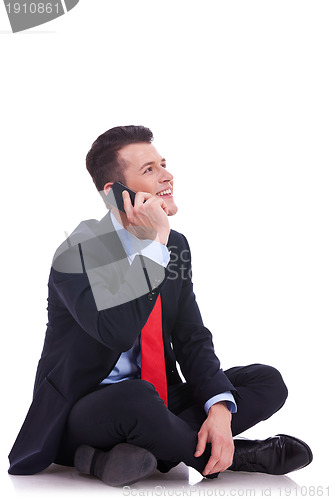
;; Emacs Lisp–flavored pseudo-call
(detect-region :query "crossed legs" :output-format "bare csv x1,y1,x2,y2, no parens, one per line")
57,363,288,476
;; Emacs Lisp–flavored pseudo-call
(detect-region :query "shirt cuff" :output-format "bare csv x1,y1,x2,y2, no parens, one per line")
204,392,237,414
139,240,170,268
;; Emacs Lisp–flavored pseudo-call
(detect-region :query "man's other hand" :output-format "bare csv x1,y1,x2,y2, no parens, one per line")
194,402,234,476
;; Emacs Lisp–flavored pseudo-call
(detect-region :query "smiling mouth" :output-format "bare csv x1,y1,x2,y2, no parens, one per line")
156,188,173,197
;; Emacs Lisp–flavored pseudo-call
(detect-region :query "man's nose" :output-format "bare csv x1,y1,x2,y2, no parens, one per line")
158,167,173,184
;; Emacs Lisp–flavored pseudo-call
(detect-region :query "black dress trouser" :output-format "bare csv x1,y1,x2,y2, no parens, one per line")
57,364,288,475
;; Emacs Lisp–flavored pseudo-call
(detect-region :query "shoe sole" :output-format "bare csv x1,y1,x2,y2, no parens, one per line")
74,443,157,487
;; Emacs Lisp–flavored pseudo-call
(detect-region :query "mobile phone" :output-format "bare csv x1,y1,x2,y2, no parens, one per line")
105,182,137,213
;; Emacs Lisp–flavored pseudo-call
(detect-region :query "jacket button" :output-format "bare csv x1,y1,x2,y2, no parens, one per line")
147,291,156,300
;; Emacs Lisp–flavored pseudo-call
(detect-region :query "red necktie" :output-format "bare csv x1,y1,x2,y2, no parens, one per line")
141,295,168,406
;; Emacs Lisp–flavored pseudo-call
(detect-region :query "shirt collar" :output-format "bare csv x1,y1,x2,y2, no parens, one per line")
110,210,143,261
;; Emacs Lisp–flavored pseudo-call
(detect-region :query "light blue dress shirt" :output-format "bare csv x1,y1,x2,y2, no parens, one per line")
101,211,237,414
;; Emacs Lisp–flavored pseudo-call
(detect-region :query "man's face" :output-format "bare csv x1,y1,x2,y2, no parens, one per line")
116,142,178,216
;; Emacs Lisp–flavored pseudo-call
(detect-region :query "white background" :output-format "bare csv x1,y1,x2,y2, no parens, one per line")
0,1,332,498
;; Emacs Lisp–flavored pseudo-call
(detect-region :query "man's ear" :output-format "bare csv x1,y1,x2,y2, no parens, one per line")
100,182,115,209
103,182,114,197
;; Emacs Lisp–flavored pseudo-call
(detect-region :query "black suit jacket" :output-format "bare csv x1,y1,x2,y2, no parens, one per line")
8,213,236,475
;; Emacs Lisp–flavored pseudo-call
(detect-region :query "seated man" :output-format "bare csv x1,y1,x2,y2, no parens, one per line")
8,125,312,487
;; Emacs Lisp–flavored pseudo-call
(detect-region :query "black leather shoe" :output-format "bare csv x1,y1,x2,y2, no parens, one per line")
232,434,313,475
74,443,157,487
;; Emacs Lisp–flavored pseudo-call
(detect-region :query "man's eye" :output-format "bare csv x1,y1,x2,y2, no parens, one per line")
143,167,152,174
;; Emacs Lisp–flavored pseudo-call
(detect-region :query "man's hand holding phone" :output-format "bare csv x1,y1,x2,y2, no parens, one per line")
122,190,170,246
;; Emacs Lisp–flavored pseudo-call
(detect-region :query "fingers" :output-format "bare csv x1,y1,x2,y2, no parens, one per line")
203,439,234,476
158,197,168,214
135,192,168,214
122,189,170,244
194,429,208,458
133,191,153,206
195,424,234,476
202,442,222,476
202,438,222,476
123,190,167,219
122,191,134,219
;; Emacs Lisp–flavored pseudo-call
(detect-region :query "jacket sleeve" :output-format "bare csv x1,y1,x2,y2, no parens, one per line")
170,235,236,408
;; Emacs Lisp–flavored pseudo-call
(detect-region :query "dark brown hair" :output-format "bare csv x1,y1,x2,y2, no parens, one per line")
86,125,154,192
